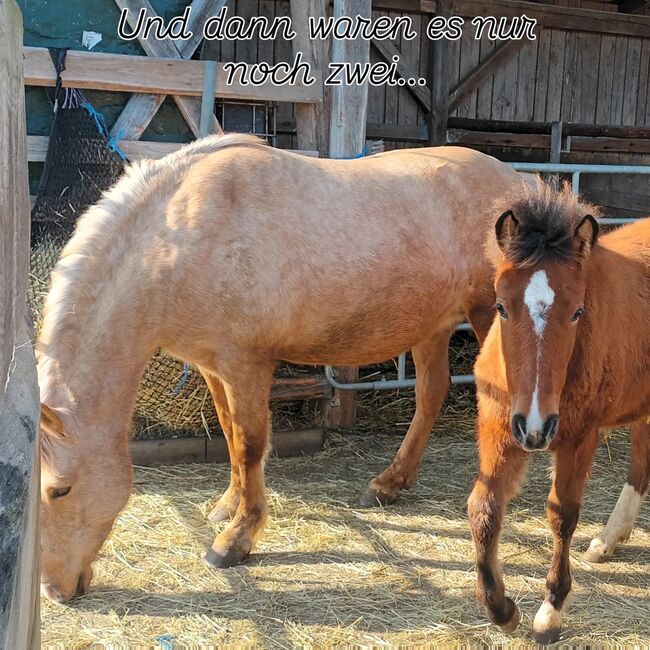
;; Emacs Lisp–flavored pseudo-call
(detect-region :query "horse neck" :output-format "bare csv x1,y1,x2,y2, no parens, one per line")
39,290,156,438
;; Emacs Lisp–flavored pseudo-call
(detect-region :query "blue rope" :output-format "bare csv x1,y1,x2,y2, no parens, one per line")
156,634,175,650
332,143,370,160
108,128,129,161
81,100,129,161
81,99,109,137
172,363,191,395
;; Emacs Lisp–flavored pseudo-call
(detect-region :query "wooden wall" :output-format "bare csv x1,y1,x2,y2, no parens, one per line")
205,0,650,145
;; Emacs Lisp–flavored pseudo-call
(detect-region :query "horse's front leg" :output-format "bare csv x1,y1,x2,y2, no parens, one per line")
533,431,598,644
585,419,649,562
204,359,276,569
360,329,453,506
468,421,528,632
199,368,241,522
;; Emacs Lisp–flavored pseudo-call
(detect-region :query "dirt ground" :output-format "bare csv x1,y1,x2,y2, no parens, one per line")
41,409,650,648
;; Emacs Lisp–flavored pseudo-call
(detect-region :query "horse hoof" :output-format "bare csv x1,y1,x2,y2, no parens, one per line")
533,628,561,645
207,504,233,523
204,546,250,569
533,602,562,644
583,538,612,563
498,599,522,634
359,487,398,508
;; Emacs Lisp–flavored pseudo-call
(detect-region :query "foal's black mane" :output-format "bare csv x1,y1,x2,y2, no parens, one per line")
497,178,599,267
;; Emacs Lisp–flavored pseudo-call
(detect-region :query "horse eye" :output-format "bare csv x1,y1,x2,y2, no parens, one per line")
572,307,584,322
496,302,508,319
52,486,71,499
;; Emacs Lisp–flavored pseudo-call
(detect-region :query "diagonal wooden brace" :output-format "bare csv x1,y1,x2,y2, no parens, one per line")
111,0,226,140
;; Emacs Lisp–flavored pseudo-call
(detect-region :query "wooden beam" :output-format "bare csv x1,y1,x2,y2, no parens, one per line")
327,0,372,430
451,0,650,38
111,0,225,140
24,46,323,104
448,40,525,113
26,135,319,162
372,38,432,112
0,2,39,647
292,0,331,156
366,122,429,141
130,429,324,466
429,0,451,144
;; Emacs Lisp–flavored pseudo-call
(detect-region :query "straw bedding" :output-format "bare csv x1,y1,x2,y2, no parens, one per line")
41,401,650,648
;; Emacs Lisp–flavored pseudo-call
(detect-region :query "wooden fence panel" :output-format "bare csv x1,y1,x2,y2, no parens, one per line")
0,1,40,648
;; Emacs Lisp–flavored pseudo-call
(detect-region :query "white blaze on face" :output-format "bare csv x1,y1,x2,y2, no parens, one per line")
523,270,555,433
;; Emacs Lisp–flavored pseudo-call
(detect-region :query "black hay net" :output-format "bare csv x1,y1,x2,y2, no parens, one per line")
29,49,224,439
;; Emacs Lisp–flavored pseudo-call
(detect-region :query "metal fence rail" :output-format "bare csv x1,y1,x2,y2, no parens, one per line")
325,162,650,392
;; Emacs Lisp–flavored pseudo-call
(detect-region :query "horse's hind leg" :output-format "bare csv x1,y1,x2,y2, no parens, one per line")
204,359,275,569
359,328,452,507
585,419,650,563
199,368,241,523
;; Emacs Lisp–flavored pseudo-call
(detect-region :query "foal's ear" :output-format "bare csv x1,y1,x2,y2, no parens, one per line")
40,404,66,439
495,210,519,252
573,214,599,258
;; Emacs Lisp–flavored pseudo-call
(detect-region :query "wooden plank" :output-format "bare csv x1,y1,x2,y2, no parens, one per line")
596,34,617,124
475,35,495,120
327,0,372,429
429,0,451,143
610,36,629,125
447,128,551,148
111,0,225,140
0,2,39,647
622,37,642,126
292,0,331,155
129,429,324,466
533,26,551,121
26,135,318,161
23,46,323,104
455,20,481,118
447,129,650,153
449,40,524,113
451,0,650,37
637,39,650,126
619,0,650,12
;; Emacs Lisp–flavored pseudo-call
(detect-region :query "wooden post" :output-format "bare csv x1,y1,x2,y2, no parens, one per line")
326,0,371,429
291,0,331,157
0,1,40,648
429,0,451,145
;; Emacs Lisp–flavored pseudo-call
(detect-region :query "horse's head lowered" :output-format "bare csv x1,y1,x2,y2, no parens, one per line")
492,181,599,452
40,403,133,603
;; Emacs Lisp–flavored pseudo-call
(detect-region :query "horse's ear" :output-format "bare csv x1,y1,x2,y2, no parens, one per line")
495,210,519,253
573,214,599,258
41,404,66,439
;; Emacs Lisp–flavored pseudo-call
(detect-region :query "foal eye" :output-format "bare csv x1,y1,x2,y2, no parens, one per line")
571,307,584,322
51,486,71,499
495,302,508,319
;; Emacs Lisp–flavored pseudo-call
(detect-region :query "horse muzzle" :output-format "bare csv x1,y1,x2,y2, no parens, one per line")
511,413,559,451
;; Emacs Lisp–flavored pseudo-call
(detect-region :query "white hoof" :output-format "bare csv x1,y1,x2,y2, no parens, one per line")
533,601,563,644
584,536,614,563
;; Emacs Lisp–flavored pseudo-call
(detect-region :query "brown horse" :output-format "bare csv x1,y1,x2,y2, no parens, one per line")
39,133,526,603
468,178,650,643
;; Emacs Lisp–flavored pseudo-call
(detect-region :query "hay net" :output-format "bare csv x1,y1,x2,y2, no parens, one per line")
30,49,219,438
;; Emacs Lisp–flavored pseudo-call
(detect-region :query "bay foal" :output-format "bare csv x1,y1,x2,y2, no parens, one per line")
468,180,650,643
39,134,525,602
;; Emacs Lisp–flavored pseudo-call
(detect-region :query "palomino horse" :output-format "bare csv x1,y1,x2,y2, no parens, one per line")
39,133,525,602
468,178,650,643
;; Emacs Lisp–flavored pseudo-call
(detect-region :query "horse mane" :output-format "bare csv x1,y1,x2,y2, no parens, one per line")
491,176,600,267
37,133,266,403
